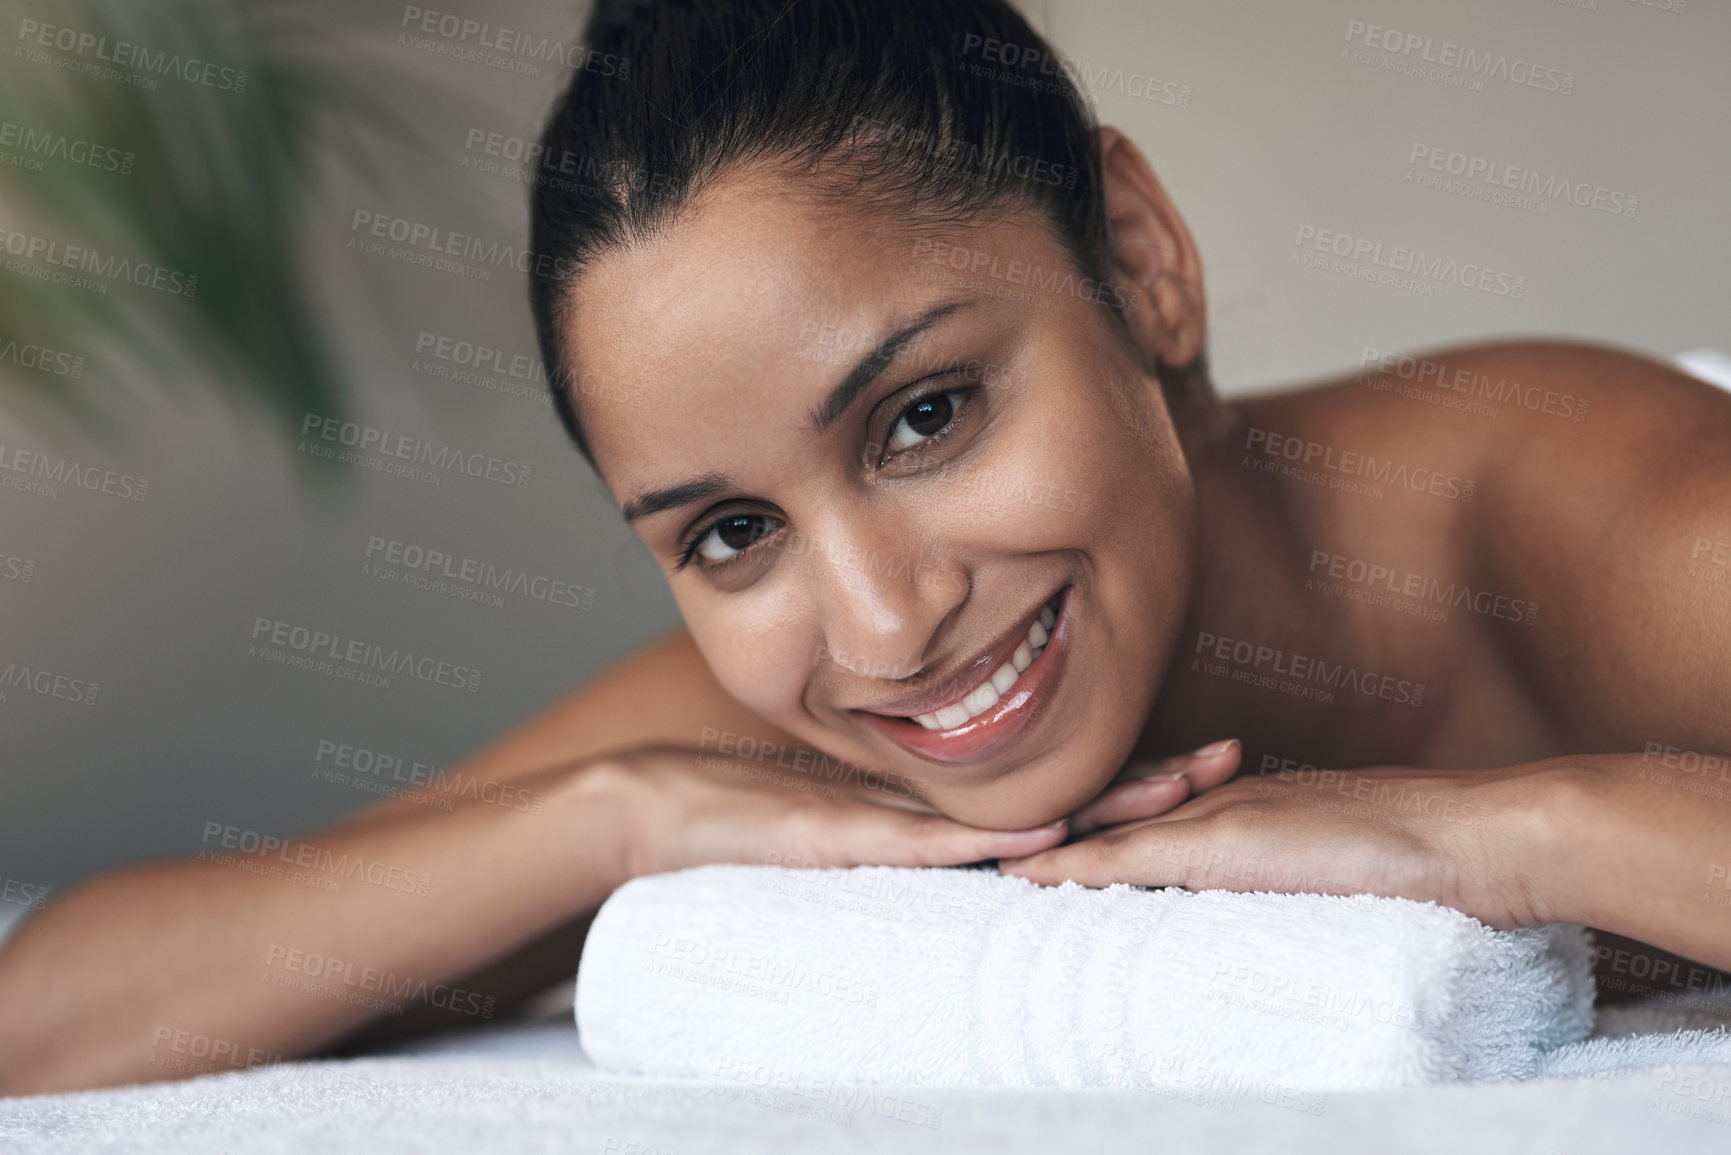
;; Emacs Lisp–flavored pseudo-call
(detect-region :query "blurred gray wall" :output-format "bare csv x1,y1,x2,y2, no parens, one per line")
1,0,1726,894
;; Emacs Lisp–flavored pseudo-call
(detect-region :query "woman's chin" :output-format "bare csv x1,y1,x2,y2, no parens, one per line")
916,747,1128,835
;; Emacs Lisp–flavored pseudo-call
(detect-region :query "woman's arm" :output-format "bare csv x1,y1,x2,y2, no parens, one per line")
999,754,1731,972
0,628,1069,1096
0,627,721,1094
1538,752,1731,970
0,754,634,1096
335,627,814,828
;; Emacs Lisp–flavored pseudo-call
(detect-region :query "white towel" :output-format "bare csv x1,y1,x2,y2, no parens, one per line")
575,864,1594,1093
1540,1027,1731,1081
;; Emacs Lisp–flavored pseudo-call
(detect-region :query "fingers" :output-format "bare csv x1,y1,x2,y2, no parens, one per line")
905,814,1071,867
1110,738,1241,789
999,795,1263,889
999,825,1168,889
1070,740,1242,835
1168,738,1241,792
817,805,1070,869
1068,774,1189,836
745,740,1239,875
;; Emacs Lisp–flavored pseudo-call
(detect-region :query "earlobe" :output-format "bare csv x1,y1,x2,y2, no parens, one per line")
1097,127,1208,372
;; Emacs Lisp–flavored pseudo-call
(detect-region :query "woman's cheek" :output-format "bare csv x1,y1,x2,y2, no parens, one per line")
954,412,1102,542
675,588,808,724
734,644,811,726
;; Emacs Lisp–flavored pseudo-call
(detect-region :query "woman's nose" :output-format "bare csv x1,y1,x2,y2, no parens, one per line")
799,521,967,682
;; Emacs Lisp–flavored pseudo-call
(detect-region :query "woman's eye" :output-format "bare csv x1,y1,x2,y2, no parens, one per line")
692,513,777,564
885,389,963,455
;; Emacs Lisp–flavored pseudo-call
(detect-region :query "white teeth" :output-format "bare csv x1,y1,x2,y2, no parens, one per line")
913,603,1057,731
961,680,1000,715
934,703,971,730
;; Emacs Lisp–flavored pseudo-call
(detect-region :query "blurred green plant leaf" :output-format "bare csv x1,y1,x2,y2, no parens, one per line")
0,0,424,475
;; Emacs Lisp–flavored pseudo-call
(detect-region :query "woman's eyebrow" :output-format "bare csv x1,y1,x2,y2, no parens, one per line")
622,298,976,524
807,298,973,435
621,474,734,523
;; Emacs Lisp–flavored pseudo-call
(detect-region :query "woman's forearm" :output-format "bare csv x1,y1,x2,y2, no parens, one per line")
0,757,633,1097
996,748,1731,985
1525,752,1731,973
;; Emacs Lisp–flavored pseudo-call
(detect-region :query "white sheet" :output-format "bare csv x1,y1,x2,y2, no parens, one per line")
6,1015,1731,1154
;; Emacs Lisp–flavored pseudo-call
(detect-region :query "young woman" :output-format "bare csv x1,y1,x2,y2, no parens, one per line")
3,0,1728,1096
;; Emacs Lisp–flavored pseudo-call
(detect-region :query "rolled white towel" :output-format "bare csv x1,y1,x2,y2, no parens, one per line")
575,864,1594,1093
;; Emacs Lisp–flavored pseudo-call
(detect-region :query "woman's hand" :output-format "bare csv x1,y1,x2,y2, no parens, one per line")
1063,738,1244,835
602,745,1072,881
1000,760,1560,931
604,737,1243,885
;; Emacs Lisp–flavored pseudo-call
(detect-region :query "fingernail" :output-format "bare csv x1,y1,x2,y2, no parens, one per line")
1190,738,1238,758
1149,770,1188,783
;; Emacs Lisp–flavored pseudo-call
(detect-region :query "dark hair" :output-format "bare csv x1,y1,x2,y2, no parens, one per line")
529,0,1123,468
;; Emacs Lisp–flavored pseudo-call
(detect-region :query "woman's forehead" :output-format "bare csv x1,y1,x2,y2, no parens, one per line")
562,171,1056,478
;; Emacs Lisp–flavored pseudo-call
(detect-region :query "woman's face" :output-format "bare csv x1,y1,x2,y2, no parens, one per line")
564,163,1197,829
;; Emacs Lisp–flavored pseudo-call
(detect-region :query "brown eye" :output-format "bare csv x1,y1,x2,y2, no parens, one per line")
694,513,776,563
886,390,960,453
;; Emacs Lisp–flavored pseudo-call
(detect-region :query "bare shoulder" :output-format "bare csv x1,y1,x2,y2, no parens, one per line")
1255,336,1731,523
1443,340,1731,751
1439,337,1731,441
1239,338,1731,753
1249,337,1730,467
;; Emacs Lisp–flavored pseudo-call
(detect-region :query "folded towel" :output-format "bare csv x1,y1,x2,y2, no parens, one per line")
575,864,1594,1092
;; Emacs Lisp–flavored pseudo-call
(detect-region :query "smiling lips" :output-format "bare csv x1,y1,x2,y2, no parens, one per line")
912,597,1056,730
853,587,1071,766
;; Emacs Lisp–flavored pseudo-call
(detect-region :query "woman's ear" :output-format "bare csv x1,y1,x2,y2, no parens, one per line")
1098,126,1207,372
